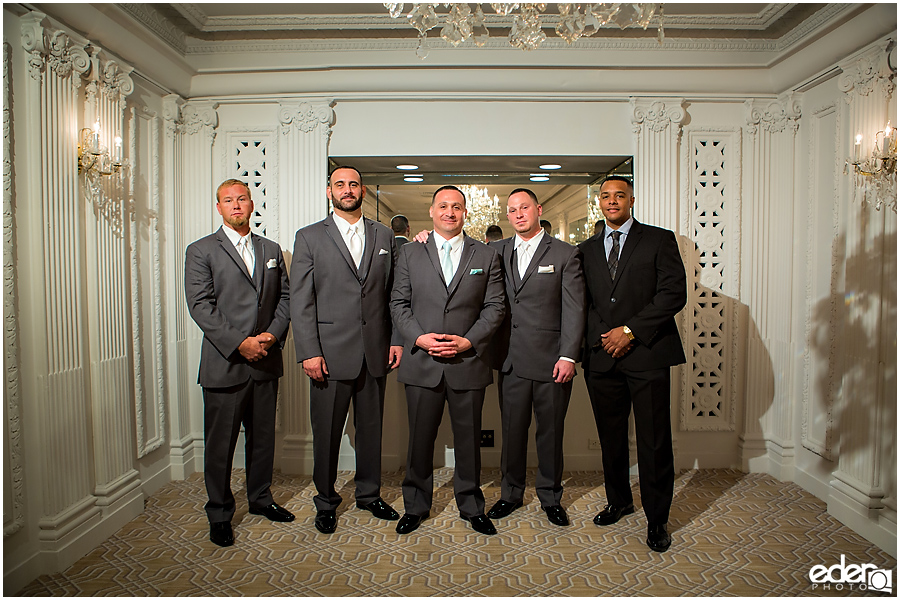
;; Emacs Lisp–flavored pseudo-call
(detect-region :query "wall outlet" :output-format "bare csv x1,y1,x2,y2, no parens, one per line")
588,438,602,450
481,430,495,447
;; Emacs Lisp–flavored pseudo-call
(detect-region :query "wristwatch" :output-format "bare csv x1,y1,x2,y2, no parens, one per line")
623,325,635,341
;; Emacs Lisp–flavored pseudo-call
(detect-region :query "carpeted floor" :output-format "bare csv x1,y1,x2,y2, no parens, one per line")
19,468,895,596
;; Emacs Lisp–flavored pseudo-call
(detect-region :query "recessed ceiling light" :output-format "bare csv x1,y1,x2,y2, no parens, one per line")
530,175,550,182
539,164,562,170
403,176,424,182
396,164,419,170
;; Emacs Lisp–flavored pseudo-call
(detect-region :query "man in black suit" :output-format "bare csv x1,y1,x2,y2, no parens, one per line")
291,166,402,534
390,185,506,536
392,214,410,246
579,176,686,552
486,189,585,527
184,179,294,548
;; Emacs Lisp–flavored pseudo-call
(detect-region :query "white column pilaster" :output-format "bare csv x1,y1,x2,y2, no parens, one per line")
276,99,334,474
741,93,802,477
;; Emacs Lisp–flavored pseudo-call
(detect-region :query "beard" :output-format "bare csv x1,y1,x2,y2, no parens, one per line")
332,193,363,213
223,213,250,230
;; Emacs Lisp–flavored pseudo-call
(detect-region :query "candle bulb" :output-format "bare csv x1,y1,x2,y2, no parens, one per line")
855,133,862,161
114,136,123,164
91,121,100,154
883,122,893,155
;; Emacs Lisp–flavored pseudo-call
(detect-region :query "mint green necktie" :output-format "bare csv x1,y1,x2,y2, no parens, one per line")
441,241,453,286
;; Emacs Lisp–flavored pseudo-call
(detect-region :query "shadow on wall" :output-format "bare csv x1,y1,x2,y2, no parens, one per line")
676,238,774,469
809,225,896,506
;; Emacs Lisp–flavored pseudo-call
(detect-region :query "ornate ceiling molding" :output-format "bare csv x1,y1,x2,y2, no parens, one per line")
117,3,186,55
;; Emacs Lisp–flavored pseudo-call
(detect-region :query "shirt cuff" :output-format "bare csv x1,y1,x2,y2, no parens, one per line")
559,357,575,363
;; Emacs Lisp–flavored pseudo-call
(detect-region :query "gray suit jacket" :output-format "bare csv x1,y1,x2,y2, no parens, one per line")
390,233,506,390
185,227,291,388
291,214,398,380
490,235,586,381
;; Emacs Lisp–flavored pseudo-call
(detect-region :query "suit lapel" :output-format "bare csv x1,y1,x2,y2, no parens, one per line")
216,227,254,284
447,236,476,297
425,233,447,290
518,235,551,290
610,220,642,294
251,234,264,289
357,217,376,282
323,214,359,275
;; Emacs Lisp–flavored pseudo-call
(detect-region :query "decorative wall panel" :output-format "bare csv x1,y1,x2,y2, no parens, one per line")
681,130,741,431
221,132,276,239
3,40,25,538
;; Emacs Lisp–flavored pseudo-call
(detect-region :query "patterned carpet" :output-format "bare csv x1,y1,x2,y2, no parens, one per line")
19,468,895,596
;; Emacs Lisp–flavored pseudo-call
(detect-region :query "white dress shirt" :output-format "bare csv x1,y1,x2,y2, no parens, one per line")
514,229,544,276
332,211,366,267
222,224,255,274
433,231,465,281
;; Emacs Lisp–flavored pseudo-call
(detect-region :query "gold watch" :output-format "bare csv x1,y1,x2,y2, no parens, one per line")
623,325,635,341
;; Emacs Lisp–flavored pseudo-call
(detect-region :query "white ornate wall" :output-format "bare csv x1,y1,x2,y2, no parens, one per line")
3,5,896,592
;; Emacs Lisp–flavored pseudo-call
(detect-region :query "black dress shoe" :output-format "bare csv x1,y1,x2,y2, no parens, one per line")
486,499,522,519
209,521,234,547
593,503,635,526
249,502,296,522
396,513,427,534
543,505,570,526
647,524,671,552
314,509,337,534
356,498,400,521
461,514,497,535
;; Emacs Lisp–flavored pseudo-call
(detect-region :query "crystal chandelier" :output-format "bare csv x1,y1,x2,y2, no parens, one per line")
384,3,664,59
845,122,897,212
460,184,501,241
77,120,128,199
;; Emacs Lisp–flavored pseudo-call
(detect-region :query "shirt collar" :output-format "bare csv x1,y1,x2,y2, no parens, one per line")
515,228,544,251
332,211,362,234
605,217,634,239
433,231,464,251
221,224,250,248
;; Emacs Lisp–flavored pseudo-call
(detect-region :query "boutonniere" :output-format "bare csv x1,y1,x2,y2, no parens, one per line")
266,258,278,269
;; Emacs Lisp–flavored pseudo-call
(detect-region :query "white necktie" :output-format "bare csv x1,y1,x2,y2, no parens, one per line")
348,224,363,268
239,236,254,275
441,241,454,286
518,242,532,277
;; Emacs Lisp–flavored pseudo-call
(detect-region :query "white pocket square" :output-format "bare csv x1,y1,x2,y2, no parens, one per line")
538,265,555,273
266,258,278,269
379,248,389,255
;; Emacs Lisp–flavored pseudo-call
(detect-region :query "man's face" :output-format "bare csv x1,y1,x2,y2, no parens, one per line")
216,184,254,231
327,168,365,213
506,192,542,237
430,189,467,238
598,180,635,228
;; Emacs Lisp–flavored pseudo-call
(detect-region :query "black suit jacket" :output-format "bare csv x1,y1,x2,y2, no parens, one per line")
490,234,586,381
579,220,687,373
185,227,291,388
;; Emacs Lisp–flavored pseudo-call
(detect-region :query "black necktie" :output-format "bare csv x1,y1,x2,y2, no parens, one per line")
607,231,622,279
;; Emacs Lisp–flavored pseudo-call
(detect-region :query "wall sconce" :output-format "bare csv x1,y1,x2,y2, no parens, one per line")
846,121,897,212
78,120,124,175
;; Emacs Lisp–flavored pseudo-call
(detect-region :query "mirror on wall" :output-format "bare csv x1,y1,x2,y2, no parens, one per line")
329,155,633,244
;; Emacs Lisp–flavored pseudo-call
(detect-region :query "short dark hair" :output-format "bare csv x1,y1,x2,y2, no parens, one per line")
539,219,552,230
328,165,363,184
599,175,634,194
508,188,539,204
432,185,466,205
391,214,409,234
485,225,504,242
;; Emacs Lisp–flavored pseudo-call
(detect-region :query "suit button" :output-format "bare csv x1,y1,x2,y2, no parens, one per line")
444,309,449,314
512,324,518,328
514,299,520,304
361,292,366,298
362,320,367,325
611,297,617,303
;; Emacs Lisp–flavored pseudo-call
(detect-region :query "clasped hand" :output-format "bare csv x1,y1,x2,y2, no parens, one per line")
239,334,275,362
416,333,472,357
601,326,633,359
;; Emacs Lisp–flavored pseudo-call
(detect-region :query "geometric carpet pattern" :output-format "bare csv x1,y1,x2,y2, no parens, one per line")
19,468,896,596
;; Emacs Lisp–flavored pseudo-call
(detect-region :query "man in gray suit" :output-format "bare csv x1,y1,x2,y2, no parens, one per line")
391,214,410,247
185,178,294,548
390,185,506,536
291,166,402,534
486,189,586,527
